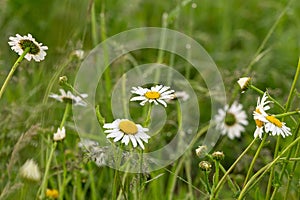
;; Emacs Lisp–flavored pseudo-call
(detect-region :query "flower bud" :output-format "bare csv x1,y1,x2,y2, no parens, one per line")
199,161,212,172
212,151,225,161
59,76,68,86
237,77,251,92
195,145,208,157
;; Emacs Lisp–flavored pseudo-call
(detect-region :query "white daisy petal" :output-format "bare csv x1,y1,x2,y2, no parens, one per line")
129,135,137,148
113,132,124,142
135,136,145,149
130,96,147,101
157,99,167,107
121,135,130,145
103,119,151,149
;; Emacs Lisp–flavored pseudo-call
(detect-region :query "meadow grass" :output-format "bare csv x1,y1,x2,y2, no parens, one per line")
0,0,299,199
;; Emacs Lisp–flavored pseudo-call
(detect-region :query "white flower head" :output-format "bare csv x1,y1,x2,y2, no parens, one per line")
214,101,248,140
53,127,66,141
103,119,150,150
8,34,48,62
253,92,271,139
19,159,41,181
174,91,190,101
254,109,291,138
71,49,84,60
49,89,88,106
237,77,251,92
130,85,175,107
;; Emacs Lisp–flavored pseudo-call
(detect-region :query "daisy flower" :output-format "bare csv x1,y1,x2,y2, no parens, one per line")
253,104,291,138
53,127,66,141
103,119,150,149
253,92,271,139
19,159,41,181
130,85,175,107
49,89,88,106
237,77,251,92
214,101,248,140
8,34,48,62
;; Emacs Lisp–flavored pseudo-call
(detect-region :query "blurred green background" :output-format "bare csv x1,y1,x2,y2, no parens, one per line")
0,0,299,199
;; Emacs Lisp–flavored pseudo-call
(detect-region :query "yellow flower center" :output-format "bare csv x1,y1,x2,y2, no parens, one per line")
145,91,160,99
119,120,138,135
255,108,261,114
46,189,59,199
266,115,282,128
255,119,264,128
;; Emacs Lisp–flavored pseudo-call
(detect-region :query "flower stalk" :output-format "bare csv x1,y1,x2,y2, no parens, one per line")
0,47,30,99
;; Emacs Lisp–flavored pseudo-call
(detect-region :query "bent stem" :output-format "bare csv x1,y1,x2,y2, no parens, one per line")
39,103,71,199
268,57,300,199
273,122,300,200
39,141,57,199
243,134,267,187
0,47,30,99
210,160,220,199
249,85,285,111
211,138,257,198
238,133,300,199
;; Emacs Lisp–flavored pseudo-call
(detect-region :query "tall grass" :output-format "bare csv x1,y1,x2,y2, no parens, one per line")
0,0,299,199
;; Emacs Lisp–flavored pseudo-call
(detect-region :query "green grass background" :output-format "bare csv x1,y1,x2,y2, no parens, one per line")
0,0,299,199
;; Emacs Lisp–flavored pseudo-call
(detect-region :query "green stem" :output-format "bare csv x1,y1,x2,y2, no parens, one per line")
266,137,280,199
244,2,289,75
167,157,185,200
212,138,257,198
274,111,300,118
87,162,97,200
243,134,267,187
219,164,239,193
249,85,285,111
154,13,168,83
276,122,300,200
0,47,30,99
284,57,300,112
143,104,153,127
204,171,211,194
166,123,211,200
100,5,112,114
91,1,98,46
268,57,300,199
95,105,105,126
39,141,57,199
60,103,71,128
210,160,220,199
238,132,300,199
230,2,289,102
284,134,300,200
39,103,71,199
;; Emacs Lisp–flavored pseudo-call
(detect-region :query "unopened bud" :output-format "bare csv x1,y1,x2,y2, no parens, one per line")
237,77,251,92
212,151,225,161
195,145,208,157
199,161,212,172
59,76,68,86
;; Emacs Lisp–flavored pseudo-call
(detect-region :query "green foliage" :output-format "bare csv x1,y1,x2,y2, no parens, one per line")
0,0,299,199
